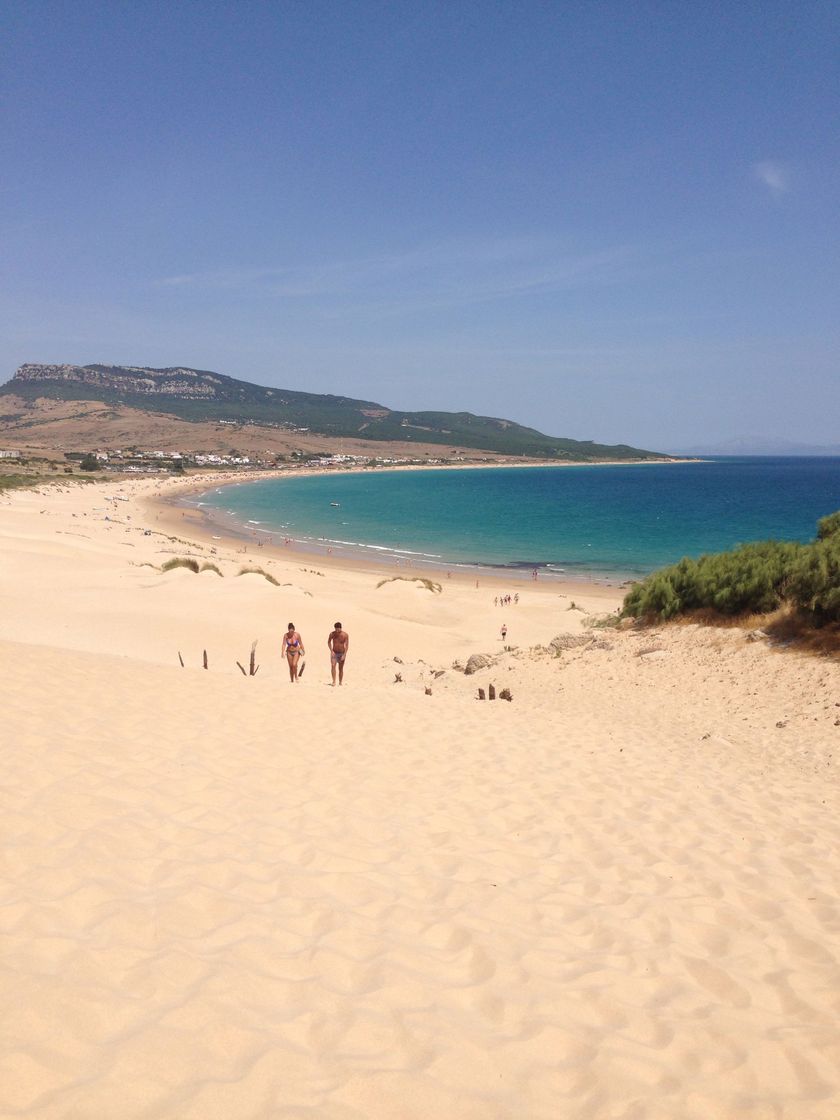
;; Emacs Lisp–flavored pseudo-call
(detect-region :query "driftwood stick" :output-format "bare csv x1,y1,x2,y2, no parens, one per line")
249,640,258,676
178,651,184,668
203,649,208,670
236,661,247,676
488,684,496,700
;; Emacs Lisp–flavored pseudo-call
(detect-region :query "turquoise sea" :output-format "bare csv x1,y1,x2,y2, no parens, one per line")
193,458,840,581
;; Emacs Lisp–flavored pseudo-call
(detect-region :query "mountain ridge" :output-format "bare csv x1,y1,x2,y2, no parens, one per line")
2,362,668,460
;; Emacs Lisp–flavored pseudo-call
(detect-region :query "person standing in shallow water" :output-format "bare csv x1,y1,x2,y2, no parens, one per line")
282,622,305,683
328,622,349,686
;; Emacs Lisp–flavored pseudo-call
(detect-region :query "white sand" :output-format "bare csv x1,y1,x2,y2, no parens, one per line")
2,474,839,1119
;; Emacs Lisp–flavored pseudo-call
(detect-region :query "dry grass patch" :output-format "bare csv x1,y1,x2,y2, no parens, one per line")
636,605,840,659
764,610,840,657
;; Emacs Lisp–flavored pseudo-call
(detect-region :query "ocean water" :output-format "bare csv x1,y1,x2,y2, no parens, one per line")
195,458,840,580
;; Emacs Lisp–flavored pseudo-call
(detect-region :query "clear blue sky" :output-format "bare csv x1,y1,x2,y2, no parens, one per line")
2,2,838,449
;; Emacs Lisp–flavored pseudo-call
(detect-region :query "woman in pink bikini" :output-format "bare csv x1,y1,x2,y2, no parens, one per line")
282,622,305,682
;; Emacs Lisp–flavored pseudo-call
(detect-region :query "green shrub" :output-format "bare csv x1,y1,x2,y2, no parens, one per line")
0,474,36,492
621,509,840,625
788,534,840,623
817,511,840,541
699,541,801,615
199,562,223,576
622,541,802,620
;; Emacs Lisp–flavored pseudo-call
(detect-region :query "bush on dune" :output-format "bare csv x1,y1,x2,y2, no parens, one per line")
622,541,801,621
622,512,840,626
817,510,840,541
788,533,840,623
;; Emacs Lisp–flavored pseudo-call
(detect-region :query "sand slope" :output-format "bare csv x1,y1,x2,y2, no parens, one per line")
2,477,839,1118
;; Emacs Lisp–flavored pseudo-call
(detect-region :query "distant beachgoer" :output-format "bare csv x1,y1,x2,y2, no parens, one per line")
328,622,349,686
501,623,508,641
514,593,519,604
282,622,305,682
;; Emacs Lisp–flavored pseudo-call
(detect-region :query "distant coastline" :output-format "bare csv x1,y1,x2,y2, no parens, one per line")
140,455,695,592
157,459,696,588
167,456,840,587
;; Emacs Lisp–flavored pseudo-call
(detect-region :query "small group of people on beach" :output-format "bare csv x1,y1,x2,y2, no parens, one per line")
494,593,519,607
281,621,349,686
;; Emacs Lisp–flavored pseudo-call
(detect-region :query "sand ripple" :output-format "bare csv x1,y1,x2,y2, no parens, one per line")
3,634,840,1118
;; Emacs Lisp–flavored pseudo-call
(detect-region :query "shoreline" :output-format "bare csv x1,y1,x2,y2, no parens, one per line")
146,460,677,591
143,470,631,599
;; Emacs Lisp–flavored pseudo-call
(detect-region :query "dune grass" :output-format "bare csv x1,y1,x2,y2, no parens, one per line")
376,576,442,594
161,557,200,573
0,473,96,492
238,566,281,586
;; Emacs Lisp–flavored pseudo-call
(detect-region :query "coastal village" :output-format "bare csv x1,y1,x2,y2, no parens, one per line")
1,439,488,477
77,449,461,471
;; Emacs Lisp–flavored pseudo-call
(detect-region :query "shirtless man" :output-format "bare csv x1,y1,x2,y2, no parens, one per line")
328,622,349,686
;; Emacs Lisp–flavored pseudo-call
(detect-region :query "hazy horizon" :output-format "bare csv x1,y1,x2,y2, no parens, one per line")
3,3,838,450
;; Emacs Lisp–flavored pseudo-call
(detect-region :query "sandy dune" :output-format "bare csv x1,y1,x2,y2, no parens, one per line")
2,475,839,1118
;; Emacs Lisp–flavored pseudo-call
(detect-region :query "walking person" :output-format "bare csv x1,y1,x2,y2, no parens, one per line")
500,623,508,642
282,622,305,683
328,622,349,686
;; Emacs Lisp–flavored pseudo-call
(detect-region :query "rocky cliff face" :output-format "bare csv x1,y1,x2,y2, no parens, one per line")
12,363,222,399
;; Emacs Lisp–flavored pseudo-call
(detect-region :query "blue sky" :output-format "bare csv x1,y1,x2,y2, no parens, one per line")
2,1,838,449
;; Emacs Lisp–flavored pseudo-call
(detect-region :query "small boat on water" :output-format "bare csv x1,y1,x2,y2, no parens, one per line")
330,502,341,507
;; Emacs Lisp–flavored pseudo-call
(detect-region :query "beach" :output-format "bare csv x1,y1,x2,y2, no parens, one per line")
2,472,840,1119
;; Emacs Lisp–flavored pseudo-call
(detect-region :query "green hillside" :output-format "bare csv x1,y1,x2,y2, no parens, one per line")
2,363,669,461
